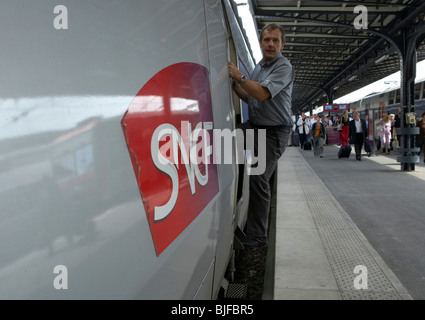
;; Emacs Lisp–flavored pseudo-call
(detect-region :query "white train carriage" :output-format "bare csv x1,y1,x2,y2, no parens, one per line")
0,0,253,299
347,78,425,146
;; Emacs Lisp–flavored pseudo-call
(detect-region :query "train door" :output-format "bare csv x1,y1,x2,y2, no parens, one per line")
202,0,239,299
222,0,254,229
205,0,253,299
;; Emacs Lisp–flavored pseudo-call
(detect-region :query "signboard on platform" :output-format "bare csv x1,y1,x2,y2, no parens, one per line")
323,104,349,112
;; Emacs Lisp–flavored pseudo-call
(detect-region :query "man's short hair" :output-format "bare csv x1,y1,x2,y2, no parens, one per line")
260,23,286,43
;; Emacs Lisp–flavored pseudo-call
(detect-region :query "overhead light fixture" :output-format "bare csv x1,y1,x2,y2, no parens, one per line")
375,54,389,64
348,75,357,82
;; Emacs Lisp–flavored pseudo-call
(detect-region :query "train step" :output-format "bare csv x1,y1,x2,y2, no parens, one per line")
224,283,247,299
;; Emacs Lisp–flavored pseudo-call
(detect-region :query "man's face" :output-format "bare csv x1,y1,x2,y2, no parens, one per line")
260,28,284,62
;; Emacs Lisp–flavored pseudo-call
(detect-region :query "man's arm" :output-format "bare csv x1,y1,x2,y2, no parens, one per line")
228,62,271,102
232,82,249,103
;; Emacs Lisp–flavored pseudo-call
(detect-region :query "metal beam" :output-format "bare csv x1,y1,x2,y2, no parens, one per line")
256,6,406,14
285,32,369,39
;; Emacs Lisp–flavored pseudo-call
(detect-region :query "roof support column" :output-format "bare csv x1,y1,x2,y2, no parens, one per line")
395,24,425,171
325,87,334,105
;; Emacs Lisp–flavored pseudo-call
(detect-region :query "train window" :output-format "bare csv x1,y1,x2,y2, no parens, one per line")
415,82,424,101
395,90,401,104
415,83,421,100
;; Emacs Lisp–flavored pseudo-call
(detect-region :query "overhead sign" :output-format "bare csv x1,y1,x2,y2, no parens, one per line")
121,63,219,256
323,104,349,111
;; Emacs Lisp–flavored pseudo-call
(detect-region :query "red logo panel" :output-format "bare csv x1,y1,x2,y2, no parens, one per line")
121,63,219,255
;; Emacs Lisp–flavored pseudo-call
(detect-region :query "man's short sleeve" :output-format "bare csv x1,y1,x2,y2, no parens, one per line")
260,62,294,99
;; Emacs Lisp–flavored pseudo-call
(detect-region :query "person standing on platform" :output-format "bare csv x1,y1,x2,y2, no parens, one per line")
416,112,425,164
228,23,294,246
334,115,341,127
340,110,350,146
308,114,317,145
322,115,329,146
349,111,367,161
394,108,402,146
334,115,342,145
311,116,326,158
297,112,310,149
389,114,396,151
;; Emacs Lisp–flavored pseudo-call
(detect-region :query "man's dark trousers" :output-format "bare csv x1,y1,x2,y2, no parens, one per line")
238,121,290,243
354,132,364,159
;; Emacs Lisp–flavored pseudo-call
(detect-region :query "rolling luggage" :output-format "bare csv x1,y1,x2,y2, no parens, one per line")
303,142,312,150
292,132,300,146
364,139,372,156
338,145,351,159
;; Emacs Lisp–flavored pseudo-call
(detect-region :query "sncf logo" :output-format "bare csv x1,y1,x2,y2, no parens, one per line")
121,63,219,256
151,121,214,222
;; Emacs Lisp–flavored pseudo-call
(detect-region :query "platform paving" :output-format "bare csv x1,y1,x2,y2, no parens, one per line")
273,146,414,300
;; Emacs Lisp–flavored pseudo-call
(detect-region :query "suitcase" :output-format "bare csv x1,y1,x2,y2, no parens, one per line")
303,142,312,150
292,132,300,147
364,139,372,155
338,145,352,159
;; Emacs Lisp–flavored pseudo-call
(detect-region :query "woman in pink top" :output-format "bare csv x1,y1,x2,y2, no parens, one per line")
378,115,392,154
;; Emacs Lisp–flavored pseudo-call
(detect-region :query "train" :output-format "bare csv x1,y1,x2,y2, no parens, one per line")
0,0,255,299
349,78,425,118
349,77,425,145
318,77,425,146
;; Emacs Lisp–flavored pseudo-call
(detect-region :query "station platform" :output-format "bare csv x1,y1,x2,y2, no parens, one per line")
269,144,425,300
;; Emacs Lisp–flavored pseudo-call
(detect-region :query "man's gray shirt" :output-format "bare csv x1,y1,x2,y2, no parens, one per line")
248,53,294,128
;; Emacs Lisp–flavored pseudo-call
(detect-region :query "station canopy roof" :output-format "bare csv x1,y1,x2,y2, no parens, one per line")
249,0,425,113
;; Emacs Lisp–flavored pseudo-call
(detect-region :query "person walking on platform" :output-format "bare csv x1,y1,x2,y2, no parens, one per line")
311,116,325,158
377,115,392,154
340,110,350,146
228,23,294,246
364,114,373,156
297,112,310,149
349,111,367,161
416,112,425,164
323,116,331,145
